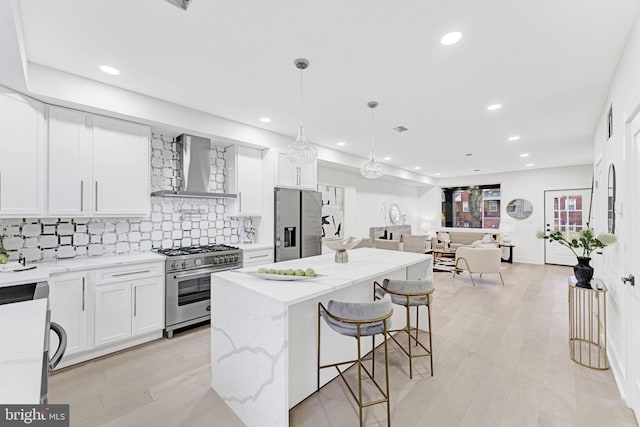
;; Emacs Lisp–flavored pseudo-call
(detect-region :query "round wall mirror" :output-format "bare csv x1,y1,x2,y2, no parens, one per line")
506,198,533,220
389,204,402,224
608,163,616,234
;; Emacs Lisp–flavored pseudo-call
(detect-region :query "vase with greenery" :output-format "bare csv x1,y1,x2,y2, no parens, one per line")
539,229,617,287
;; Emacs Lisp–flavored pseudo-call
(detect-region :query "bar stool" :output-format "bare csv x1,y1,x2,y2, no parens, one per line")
318,294,394,427
374,278,434,379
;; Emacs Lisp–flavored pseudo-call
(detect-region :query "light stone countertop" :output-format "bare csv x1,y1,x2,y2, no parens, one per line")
0,252,166,288
213,247,431,306
0,299,48,404
236,243,273,251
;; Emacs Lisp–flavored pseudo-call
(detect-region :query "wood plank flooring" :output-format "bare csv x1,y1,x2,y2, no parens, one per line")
49,262,639,426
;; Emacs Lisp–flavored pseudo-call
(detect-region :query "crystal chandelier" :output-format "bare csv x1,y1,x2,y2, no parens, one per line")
285,58,318,167
360,101,384,179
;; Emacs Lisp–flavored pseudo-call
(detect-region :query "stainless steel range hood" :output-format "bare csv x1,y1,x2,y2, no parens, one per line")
151,134,236,199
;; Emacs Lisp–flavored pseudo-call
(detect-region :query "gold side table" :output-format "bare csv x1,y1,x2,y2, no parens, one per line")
568,277,608,370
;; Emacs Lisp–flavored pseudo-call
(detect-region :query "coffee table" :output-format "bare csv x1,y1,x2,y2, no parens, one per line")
427,248,457,272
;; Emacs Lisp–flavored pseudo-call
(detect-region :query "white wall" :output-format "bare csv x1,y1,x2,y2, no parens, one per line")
590,9,640,413
317,164,422,239
418,165,593,264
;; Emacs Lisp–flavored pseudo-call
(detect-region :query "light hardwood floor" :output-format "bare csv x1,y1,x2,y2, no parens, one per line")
50,263,638,426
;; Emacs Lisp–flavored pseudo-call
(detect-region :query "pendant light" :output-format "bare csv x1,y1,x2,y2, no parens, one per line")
360,101,384,179
285,58,318,167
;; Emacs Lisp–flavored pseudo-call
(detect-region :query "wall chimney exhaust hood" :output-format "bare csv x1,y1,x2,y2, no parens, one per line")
151,134,237,200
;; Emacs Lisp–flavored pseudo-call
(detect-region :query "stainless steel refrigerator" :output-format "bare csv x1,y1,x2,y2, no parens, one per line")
274,188,322,262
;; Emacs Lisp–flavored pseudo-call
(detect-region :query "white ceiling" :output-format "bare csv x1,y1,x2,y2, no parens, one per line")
17,0,639,178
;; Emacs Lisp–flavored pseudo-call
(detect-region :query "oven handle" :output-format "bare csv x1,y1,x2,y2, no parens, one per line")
172,266,240,280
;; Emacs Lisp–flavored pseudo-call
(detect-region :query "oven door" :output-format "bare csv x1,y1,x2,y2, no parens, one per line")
165,266,236,329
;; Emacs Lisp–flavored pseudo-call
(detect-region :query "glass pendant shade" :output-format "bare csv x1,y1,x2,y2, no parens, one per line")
360,101,384,179
286,125,318,166
286,58,318,166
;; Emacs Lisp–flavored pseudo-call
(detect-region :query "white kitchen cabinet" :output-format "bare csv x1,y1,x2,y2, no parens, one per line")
242,247,274,268
94,281,132,347
47,106,92,216
92,115,150,216
48,272,89,357
131,277,164,336
225,145,263,216
94,263,164,347
275,150,316,190
0,86,45,217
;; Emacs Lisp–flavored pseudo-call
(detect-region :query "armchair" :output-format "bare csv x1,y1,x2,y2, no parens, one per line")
453,247,504,286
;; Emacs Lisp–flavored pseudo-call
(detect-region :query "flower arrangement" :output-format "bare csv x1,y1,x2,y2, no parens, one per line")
538,229,616,258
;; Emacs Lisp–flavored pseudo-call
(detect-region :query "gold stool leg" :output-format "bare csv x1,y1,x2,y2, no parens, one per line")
384,320,391,427
405,300,413,379
357,325,364,427
427,295,434,376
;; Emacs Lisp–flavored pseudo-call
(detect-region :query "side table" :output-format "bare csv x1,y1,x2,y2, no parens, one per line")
498,243,514,263
568,276,608,370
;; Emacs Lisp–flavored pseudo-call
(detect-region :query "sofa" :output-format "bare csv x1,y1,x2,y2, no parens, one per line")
431,231,499,250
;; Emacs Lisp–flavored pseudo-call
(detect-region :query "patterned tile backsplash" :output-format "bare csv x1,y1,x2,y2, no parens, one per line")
0,136,256,263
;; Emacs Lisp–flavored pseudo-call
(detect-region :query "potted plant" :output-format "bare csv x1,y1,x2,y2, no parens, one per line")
539,229,616,287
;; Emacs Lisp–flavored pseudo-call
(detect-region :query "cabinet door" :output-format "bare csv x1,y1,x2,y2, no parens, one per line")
0,87,45,216
48,106,91,216
237,146,262,215
94,282,132,346
131,276,164,336
92,116,150,216
276,151,316,190
49,273,89,357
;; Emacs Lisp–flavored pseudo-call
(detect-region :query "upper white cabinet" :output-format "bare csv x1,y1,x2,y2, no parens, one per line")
275,150,316,190
225,145,263,216
48,107,150,217
0,87,45,217
93,116,150,216
48,106,92,216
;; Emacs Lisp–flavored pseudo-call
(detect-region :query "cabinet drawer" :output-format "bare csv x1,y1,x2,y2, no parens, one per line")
242,249,273,267
95,262,163,285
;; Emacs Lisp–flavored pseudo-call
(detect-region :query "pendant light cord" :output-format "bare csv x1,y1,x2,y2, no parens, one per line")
299,69,304,127
370,106,375,152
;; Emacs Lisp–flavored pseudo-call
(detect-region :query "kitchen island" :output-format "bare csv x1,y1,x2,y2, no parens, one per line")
210,248,432,427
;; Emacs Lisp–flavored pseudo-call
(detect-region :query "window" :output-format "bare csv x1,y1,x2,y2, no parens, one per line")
441,184,501,229
567,198,576,211
552,195,584,232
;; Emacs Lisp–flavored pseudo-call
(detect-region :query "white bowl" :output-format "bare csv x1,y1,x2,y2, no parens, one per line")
322,237,362,251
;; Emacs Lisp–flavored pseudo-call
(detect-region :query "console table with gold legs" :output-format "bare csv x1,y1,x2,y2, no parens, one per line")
568,277,608,370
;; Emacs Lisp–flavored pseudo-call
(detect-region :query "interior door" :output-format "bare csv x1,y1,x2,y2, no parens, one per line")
544,189,591,265
624,108,640,420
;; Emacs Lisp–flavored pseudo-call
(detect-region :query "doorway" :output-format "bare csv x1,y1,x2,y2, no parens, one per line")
624,103,640,420
543,188,591,266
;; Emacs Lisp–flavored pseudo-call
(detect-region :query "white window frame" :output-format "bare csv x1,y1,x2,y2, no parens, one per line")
462,201,469,212
489,200,498,212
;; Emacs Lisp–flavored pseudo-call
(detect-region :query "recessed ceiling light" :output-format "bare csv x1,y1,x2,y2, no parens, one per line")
465,153,472,157
434,172,441,176
473,169,481,172
441,32,462,46
487,104,502,111
99,65,120,75
336,141,346,146
414,166,421,170
508,136,520,141
520,153,530,158
259,117,271,123
526,163,535,167
383,156,391,161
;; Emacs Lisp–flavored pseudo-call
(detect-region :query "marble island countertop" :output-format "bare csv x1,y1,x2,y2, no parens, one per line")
213,247,430,306
0,299,48,404
0,252,166,288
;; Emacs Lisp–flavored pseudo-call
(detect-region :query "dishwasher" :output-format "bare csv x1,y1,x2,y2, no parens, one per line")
0,281,67,403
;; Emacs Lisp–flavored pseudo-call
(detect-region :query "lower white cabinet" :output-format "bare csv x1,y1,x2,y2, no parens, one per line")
242,247,274,268
47,260,165,369
94,276,163,347
49,272,89,357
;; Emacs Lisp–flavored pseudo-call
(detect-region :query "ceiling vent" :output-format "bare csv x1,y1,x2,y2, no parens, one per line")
164,0,194,10
393,125,409,133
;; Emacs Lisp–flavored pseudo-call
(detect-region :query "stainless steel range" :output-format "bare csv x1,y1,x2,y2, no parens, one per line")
158,244,242,338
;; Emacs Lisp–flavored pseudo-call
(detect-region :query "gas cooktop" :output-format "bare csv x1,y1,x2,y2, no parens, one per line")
157,244,239,257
